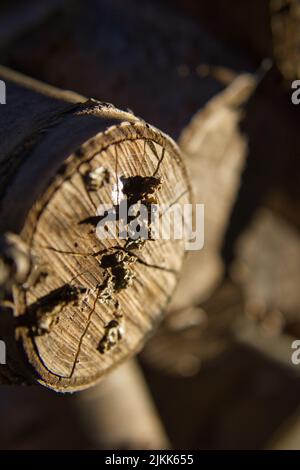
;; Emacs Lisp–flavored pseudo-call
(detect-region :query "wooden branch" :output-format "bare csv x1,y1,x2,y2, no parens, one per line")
141,280,244,377
0,66,191,391
76,359,170,449
171,73,257,311
142,67,300,375
232,208,300,330
141,73,256,374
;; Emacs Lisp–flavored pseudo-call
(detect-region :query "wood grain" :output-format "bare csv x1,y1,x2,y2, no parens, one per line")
0,67,191,391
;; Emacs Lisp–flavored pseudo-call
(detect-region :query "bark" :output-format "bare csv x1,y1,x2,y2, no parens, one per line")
0,66,191,392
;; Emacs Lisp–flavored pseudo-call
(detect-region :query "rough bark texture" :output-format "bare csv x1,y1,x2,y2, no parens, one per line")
0,67,191,391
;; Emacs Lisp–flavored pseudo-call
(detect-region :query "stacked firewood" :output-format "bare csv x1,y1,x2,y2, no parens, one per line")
0,0,299,450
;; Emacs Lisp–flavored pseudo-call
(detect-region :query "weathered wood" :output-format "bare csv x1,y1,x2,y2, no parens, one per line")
0,66,191,391
171,74,257,311
141,74,256,374
141,281,244,377
271,0,300,80
3,0,298,379
76,360,170,449
143,67,300,374
232,209,300,331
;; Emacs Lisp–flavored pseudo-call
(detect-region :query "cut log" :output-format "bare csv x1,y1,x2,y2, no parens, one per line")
0,66,191,391
3,1,298,377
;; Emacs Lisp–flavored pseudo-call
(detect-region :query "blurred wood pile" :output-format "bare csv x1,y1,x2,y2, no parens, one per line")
0,0,300,450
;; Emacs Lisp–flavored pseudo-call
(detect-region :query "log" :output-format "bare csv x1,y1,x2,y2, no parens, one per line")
142,67,300,375
171,73,257,311
140,74,256,374
3,1,298,374
141,280,244,377
0,66,191,391
1,0,253,139
76,360,170,449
